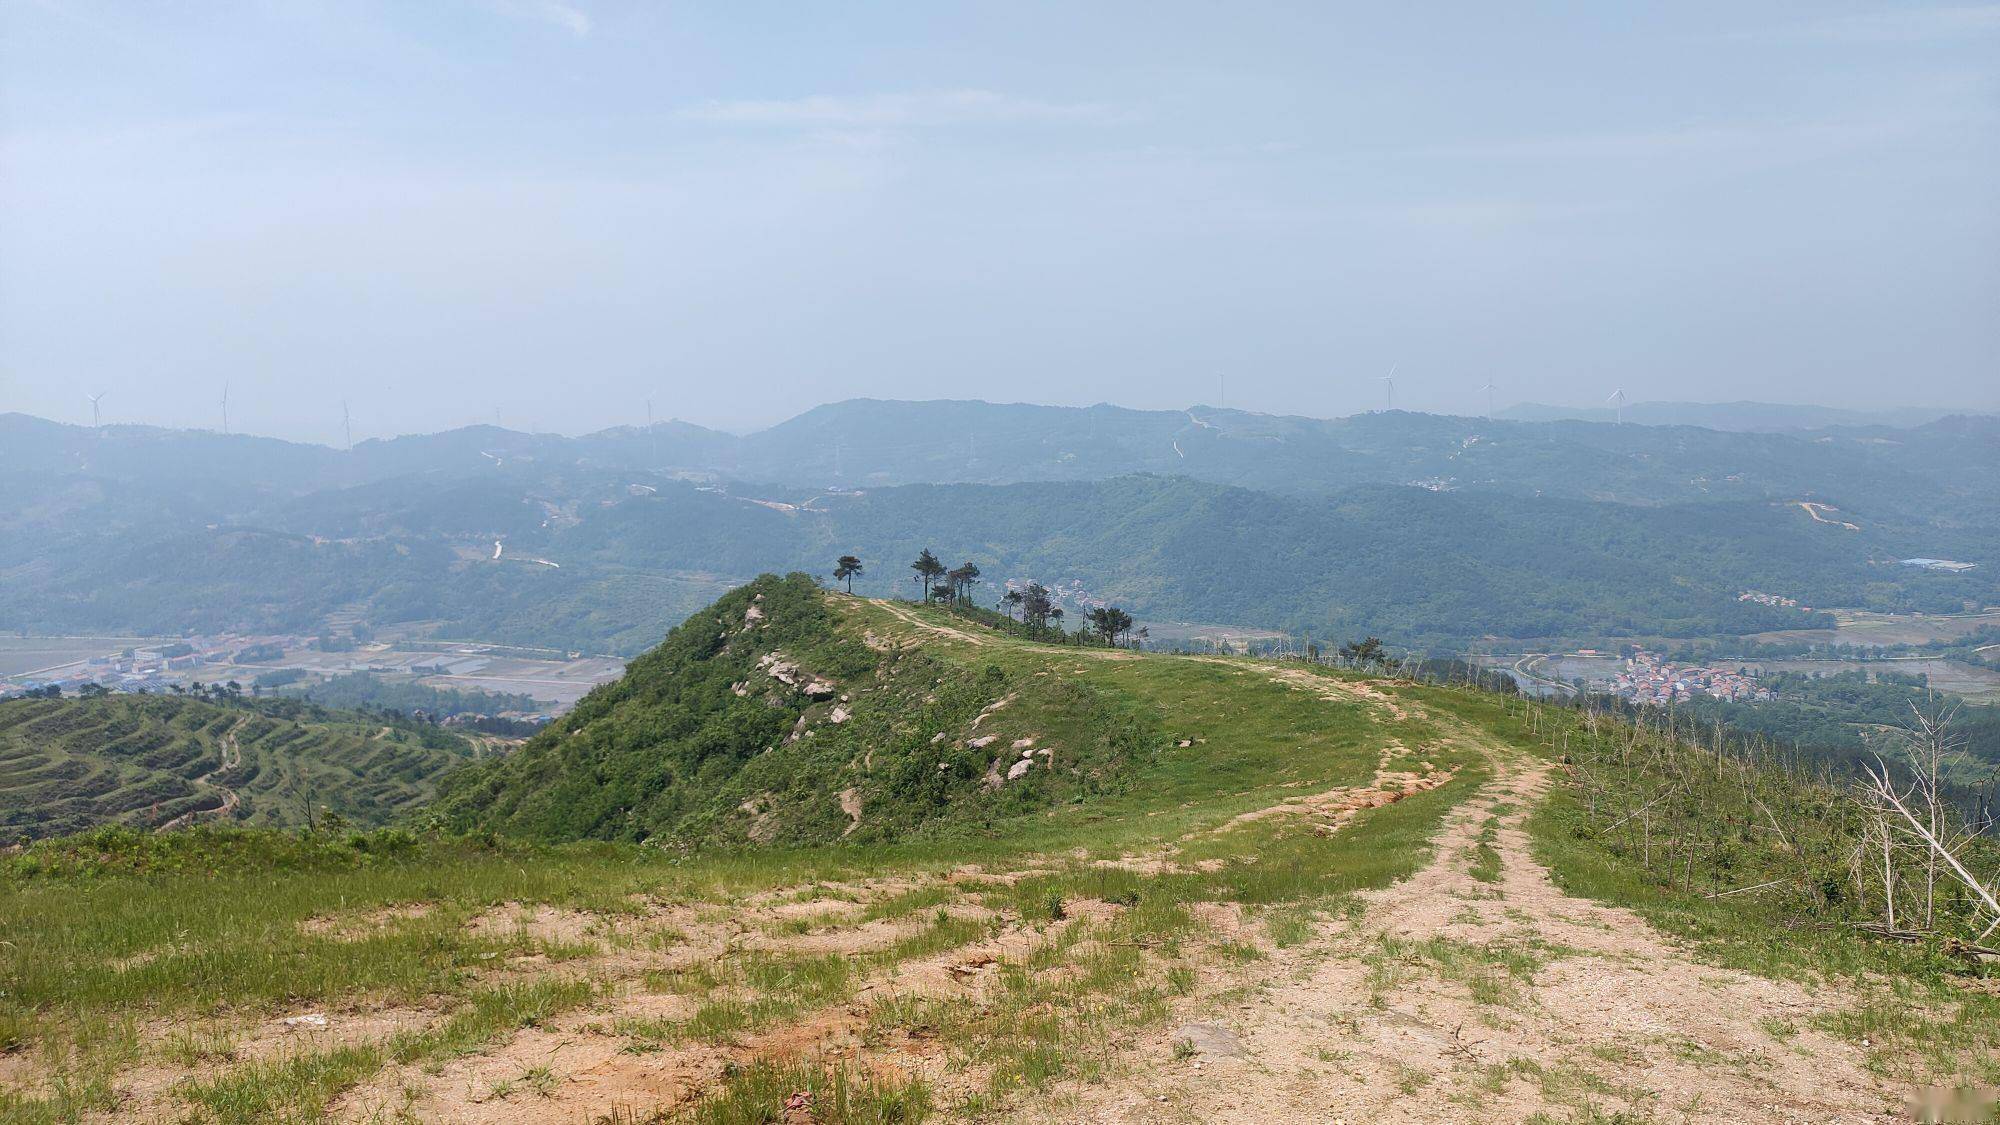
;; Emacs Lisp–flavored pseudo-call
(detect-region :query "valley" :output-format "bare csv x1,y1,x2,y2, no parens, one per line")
0,632,623,715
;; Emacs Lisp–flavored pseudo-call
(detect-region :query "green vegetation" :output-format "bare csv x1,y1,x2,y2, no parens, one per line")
1664,669,2000,781
433,574,1162,845
292,671,542,719
6,404,1995,655
0,694,474,840
0,582,1467,1122
1526,696,2000,1086
3,576,1998,1121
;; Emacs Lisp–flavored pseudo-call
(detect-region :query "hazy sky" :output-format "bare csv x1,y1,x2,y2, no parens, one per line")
2,2,1996,442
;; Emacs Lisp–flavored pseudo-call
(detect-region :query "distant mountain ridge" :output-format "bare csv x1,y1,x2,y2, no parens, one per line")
5,401,1995,654
7,399,1997,515
1495,400,1973,432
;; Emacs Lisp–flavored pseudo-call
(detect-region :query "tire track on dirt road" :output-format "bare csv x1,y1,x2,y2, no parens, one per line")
1028,688,1901,1123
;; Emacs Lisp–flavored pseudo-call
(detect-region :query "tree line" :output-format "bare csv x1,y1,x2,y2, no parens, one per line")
826,551,1149,648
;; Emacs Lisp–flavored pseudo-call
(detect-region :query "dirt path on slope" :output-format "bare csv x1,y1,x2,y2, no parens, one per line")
870,599,993,647
1031,727,1900,1124
156,718,243,831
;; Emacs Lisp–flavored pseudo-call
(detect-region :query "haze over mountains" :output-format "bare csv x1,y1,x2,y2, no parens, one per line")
9,397,1997,500
1493,400,1969,432
4,399,1995,654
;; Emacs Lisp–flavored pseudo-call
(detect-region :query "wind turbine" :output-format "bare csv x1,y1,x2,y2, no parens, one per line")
1376,364,1398,411
87,392,106,429
1607,388,1627,425
1481,380,1498,420
221,382,230,435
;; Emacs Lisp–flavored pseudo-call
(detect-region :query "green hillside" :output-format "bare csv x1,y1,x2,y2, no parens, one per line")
0,694,476,840
6,404,1996,653
433,573,1165,845
4,580,1996,1124
11,468,1993,655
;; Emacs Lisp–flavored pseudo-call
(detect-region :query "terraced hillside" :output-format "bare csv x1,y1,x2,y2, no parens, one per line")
0,695,476,839
1,588,1994,1123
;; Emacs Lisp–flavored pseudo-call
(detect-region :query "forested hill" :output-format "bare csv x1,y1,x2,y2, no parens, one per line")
3,468,1984,652
5,470,1993,654
5,402,1994,655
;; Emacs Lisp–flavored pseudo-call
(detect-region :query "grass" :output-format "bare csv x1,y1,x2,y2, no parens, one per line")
1468,815,1503,885
1520,695,2000,1088
162,978,596,1123
0,595,1473,1122
1363,932,1565,1009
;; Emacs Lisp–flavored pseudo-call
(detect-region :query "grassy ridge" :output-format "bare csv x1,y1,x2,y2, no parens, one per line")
13,589,1996,1119
0,595,1454,1122
433,575,1174,846
0,695,474,840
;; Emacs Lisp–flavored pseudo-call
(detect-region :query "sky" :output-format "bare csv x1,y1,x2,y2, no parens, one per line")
1,2,1996,443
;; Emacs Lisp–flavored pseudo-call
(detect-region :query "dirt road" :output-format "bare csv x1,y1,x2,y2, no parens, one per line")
156,717,243,831
1032,718,1898,1123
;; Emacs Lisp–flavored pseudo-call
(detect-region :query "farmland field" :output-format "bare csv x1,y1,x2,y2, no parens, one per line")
1743,607,2000,648
0,695,478,839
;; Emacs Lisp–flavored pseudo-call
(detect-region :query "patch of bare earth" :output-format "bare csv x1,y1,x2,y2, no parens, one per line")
1022,749,1903,1124
324,885,1087,1123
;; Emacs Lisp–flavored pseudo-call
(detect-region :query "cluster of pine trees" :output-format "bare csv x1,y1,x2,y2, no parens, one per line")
827,551,1145,648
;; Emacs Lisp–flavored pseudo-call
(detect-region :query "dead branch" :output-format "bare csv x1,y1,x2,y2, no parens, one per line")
1704,879,1783,900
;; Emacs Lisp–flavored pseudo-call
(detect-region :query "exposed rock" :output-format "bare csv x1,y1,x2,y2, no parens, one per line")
744,603,765,625
828,705,851,724
838,787,863,836
1006,758,1034,781
1020,748,1036,760
738,796,779,843
970,693,1018,728
1011,737,1036,750
930,732,947,745
1174,1022,1244,1059
758,650,836,697
968,735,999,749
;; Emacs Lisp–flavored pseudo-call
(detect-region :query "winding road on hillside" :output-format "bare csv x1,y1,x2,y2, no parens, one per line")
155,717,244,831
